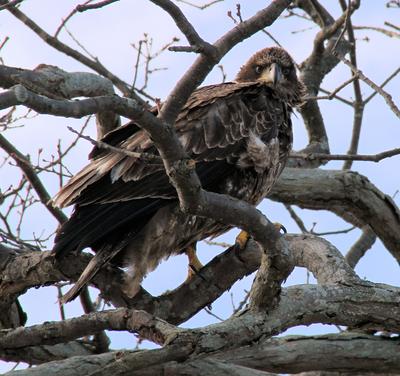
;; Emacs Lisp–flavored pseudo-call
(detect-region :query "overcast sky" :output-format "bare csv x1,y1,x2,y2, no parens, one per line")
1,1,399,372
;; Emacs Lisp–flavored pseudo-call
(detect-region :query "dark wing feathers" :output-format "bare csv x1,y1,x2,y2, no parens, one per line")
53,81,286,257
54,197,164,258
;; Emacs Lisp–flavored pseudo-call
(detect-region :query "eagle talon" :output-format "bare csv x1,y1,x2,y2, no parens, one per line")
185,245,205,282
274,222,287,235
235,230,251,251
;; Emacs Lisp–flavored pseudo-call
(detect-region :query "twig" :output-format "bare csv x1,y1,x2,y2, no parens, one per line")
289,148,400,163
308,75,357,101
0,133,68,224
66,126,163,163
336,54,400,119
204,307,224,322
76,0,119,12
0,35,9,50
0,0,24,10
318,87,353,106
232,290,250,315
337,0,364,171
353,25,400,39
285,204,308,234
364,66,400,104
261,29,283,47
203,239,231,248
332,0,352,52
176,0,223,10
150,0,215,55
54,0,94,38
385,21,400,32
311,226,356,236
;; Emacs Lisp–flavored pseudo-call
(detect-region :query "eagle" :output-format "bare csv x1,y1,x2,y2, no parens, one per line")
52,47,305,303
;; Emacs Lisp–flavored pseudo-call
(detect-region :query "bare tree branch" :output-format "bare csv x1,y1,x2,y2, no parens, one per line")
271,168,400,260
289,147,400,163
336,54,400,118
0,133,68,224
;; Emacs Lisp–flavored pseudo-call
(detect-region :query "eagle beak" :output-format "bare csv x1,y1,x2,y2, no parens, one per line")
260,63,282,86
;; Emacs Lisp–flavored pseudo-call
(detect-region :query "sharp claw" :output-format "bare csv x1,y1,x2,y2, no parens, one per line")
273,222,287,235
235,230,250,250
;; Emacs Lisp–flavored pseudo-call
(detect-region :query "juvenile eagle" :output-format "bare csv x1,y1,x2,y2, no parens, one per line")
53,47,305,302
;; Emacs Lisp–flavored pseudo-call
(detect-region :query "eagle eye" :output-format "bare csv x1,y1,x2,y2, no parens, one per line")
282,67,291,76
254,65,263,74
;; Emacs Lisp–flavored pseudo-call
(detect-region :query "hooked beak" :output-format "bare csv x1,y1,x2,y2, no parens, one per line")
260,63,282,86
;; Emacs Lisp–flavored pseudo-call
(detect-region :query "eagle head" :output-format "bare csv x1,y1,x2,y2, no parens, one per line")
236,47,305,107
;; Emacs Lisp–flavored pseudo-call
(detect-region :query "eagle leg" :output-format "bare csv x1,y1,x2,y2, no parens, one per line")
185,244,204,281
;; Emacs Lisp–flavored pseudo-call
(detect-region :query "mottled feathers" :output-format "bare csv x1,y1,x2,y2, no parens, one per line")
52,47,305,302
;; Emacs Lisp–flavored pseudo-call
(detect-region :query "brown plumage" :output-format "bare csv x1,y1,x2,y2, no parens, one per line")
52,47,305,302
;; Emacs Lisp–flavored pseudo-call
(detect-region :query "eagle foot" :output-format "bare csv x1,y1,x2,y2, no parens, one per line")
235,230,251,250
185,245,206,282
235,223,286,251
274,222,287,235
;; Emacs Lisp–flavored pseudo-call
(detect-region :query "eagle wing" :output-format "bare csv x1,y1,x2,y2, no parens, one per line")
54,81,285,207
52,81,288,258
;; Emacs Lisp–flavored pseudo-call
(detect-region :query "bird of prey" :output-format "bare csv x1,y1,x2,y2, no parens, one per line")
52,47,305,303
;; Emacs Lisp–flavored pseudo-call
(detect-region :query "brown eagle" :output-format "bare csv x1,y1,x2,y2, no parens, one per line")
53,47,305,302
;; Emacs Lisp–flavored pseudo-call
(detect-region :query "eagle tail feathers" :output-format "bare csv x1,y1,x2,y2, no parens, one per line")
60,244,122,304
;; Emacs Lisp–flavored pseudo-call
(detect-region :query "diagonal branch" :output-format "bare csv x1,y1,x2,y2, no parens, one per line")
0,308,180,349
0,133,68,224
149,0,215,55
337,54,400,118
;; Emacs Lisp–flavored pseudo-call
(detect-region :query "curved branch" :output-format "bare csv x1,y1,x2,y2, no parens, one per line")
270,168,400,261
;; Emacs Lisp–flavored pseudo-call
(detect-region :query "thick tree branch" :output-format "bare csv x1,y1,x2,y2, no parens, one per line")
0,64,120,137
6,281,400,375
215,333,400,374
0,234,360,327
0,308,179,349
9,333,400,375
2,1,146,105
2,230,400,373
0,340,97,365
270,168,400,260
